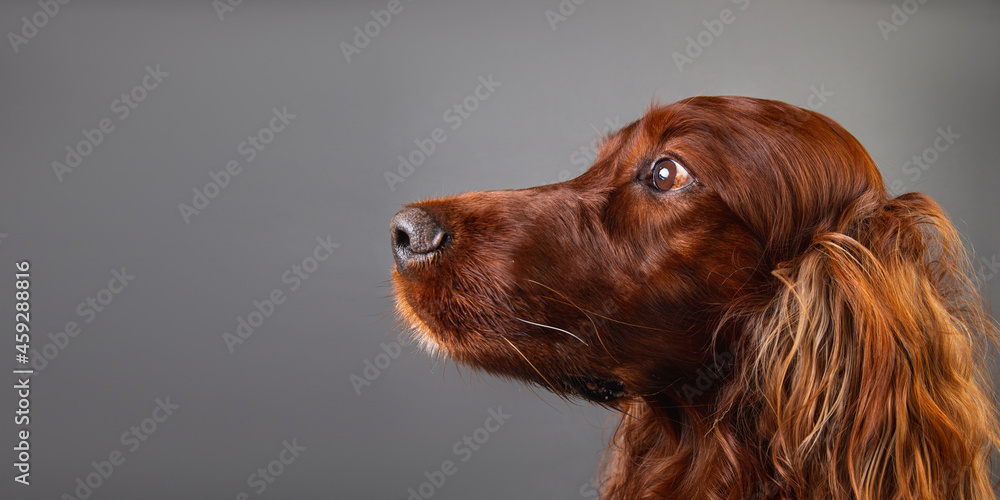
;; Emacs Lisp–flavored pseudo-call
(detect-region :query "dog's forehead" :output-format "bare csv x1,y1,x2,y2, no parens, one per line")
636,102,720,148
591,105,688,171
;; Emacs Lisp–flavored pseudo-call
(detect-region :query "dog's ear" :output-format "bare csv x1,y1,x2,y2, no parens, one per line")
745,192,998,498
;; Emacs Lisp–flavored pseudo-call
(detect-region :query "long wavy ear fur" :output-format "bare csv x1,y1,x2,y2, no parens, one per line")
746,192,999,499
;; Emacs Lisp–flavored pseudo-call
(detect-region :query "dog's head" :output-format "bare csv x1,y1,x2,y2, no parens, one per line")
390,96,999,498
389,96,884,404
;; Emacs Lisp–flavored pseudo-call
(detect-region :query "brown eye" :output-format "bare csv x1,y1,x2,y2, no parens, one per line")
649,158,693,192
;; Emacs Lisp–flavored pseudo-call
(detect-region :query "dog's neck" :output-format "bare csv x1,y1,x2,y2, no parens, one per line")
600,395,774,499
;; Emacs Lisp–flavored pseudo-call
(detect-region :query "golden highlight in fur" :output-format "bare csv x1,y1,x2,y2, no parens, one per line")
390,96,999,499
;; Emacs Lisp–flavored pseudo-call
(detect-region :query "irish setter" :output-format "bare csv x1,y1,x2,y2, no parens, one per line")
389,96,999,499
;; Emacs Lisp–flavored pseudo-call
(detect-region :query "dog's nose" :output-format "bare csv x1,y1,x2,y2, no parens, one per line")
390,207,448,270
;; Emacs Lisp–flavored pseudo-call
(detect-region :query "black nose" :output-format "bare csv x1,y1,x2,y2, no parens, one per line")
390,207,448,271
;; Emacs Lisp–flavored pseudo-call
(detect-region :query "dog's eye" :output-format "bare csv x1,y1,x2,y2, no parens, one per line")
648,158,693,192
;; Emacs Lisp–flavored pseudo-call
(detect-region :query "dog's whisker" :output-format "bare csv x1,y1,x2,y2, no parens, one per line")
528,279,668,332
500,336,560,395
513,316,588,346
523,279,621,363
582,312,620,365
537,294,667,333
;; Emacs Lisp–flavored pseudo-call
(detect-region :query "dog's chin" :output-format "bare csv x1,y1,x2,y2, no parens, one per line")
394,291,628,403
393,294,448,358
415,335,628,404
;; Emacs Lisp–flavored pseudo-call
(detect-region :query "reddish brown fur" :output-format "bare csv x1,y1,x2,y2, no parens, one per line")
390,96,999,499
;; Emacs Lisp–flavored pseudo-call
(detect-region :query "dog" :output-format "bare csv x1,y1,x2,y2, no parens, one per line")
389,96,999,499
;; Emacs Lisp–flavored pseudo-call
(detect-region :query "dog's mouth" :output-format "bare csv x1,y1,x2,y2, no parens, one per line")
390,226,629,403
560,376,626,403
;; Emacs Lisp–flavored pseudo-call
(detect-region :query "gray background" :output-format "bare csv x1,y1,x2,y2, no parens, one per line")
2,0,998,498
